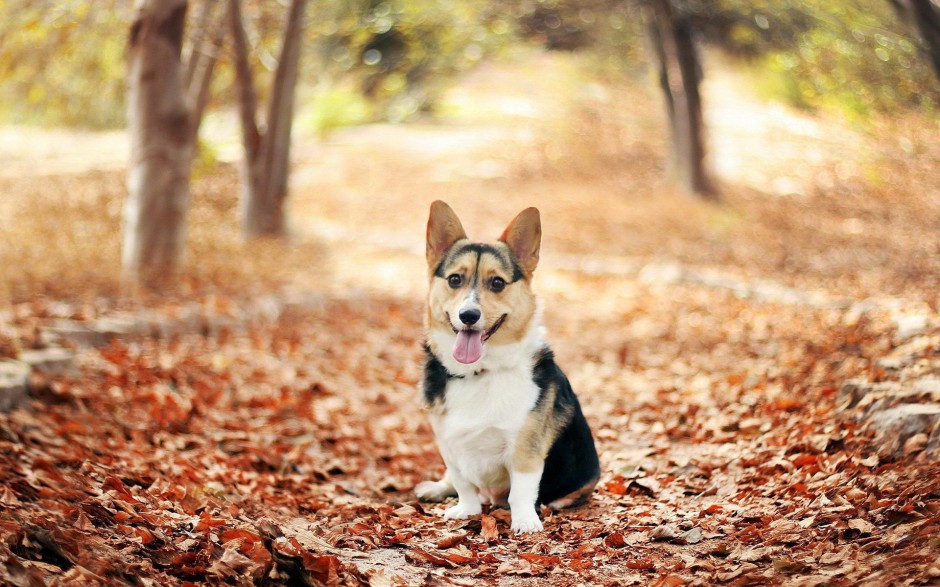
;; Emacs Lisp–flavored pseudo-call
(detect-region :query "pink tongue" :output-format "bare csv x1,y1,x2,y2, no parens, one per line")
453,329,484,364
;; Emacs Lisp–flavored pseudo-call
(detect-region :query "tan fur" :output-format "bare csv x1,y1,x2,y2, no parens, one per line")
425,205,540,350
426,201,467,276
500,207,541,279
547,479,599,511
511,382,573,473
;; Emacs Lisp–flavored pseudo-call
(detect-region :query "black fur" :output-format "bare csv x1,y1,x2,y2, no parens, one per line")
422,344,450,405
422,345,600,507
433,243,525,283
531,348,601,506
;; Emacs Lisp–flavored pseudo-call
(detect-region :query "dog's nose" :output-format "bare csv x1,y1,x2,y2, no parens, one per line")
458,308,481,326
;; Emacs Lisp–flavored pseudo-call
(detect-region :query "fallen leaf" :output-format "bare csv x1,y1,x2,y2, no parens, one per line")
679,527,703,545
406,547,455,568
605,477,629,496
481,514,499,542
497,558,535,575
519,553,561,567
633,476,661,496
435,531,469,549
604,532,627,549
773,557,809,574
847,518,876,535
626,557,657,570
650,524,680,542
791,454,818,468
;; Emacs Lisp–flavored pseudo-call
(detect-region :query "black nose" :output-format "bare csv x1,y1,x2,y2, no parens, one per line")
458,308,481,325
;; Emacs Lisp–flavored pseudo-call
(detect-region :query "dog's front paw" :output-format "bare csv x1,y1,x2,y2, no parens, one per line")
415,480,456,502
443,502,482,520
510,509,543,534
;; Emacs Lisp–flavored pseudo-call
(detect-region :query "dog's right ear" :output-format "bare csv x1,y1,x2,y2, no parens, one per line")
426,200,467,270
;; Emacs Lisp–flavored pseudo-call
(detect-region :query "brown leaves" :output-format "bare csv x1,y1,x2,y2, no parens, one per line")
603,532,627,549
480,514,499,542
3,271,940,587
435,531,469,549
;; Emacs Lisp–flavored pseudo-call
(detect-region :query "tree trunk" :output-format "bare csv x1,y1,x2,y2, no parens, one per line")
230,0,308,239
908,0,940,84
647,0,714,198
123,0,193,284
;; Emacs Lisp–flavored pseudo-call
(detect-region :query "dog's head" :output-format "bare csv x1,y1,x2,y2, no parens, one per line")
425,201,541,366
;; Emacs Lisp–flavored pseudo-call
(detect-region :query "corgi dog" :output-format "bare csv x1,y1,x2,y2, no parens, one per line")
415,201,600,534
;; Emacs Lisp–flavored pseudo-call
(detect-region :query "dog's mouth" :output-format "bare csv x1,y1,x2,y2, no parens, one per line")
446,313,507,364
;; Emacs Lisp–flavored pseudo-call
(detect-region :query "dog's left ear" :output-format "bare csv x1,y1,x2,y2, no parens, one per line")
500,207,541,278
427,200,467,271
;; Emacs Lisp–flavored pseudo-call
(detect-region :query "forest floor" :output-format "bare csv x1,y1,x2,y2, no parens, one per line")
2,51,940,586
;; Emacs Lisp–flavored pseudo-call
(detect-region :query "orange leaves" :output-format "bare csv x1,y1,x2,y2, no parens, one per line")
604,477,629,496
116,524,156,545
791,454,819,468
407,546,475,568
603,532,627,549
519,552,562,567
4,265,940,587
193,512,227,532
480,514,500,542
435,531,469,549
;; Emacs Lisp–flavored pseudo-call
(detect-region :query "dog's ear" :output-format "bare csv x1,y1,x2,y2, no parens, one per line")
427,201,467,270
499,207,541,278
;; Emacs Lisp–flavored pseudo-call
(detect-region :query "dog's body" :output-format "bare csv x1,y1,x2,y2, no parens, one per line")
416,201,600,533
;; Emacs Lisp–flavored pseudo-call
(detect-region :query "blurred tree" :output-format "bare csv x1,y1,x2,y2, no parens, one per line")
305,0,508,125
0,1,128,128
230,0,307,239
646,0,713,198
687,0,938,113
123,0,224,284
890,0,940,83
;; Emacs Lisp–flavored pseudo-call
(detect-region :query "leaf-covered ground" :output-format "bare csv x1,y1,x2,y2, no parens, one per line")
2,52,940,585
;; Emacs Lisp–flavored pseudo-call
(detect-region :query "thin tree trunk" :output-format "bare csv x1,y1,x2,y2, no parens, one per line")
255,0,306,237
648,0,714,198
184,0,217,90
230,0,308,239
909,0,940,83
186,2,225,141
123,0,193,284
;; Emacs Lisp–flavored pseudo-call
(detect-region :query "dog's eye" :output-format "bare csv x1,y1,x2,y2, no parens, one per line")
489,276,506,293
447,274,463,288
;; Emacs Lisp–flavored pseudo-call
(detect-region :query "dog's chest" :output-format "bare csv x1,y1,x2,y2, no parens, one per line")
431,368,540,484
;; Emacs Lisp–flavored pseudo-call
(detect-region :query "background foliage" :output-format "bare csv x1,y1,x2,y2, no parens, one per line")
0,1,129,128
691,0,939,115
0,0,936,131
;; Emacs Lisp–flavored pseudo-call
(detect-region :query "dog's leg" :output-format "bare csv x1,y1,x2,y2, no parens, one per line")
441,467,482,520
508,466,544,533
414,469,457,502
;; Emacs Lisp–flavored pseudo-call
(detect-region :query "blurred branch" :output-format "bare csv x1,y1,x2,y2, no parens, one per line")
229,0,261,161
259,0,307,202
183,0,218,90
908,0,940,83
185,0,225,141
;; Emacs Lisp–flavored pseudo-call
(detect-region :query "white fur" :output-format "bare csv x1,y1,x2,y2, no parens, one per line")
425,309,549,533
455,290,481,327
508,469,544,533
429,305,545,378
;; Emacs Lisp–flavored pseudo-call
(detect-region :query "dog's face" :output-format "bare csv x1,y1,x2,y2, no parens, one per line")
425,201,541,365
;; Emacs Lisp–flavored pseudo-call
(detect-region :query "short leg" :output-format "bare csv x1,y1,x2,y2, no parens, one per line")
442,467,482,520
508,468,544,533
415,469,457,502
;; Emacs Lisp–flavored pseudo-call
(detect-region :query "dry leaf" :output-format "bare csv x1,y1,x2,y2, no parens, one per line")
481,514,499,542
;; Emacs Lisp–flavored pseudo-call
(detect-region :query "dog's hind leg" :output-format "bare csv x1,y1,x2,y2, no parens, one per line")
414,469,457,502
